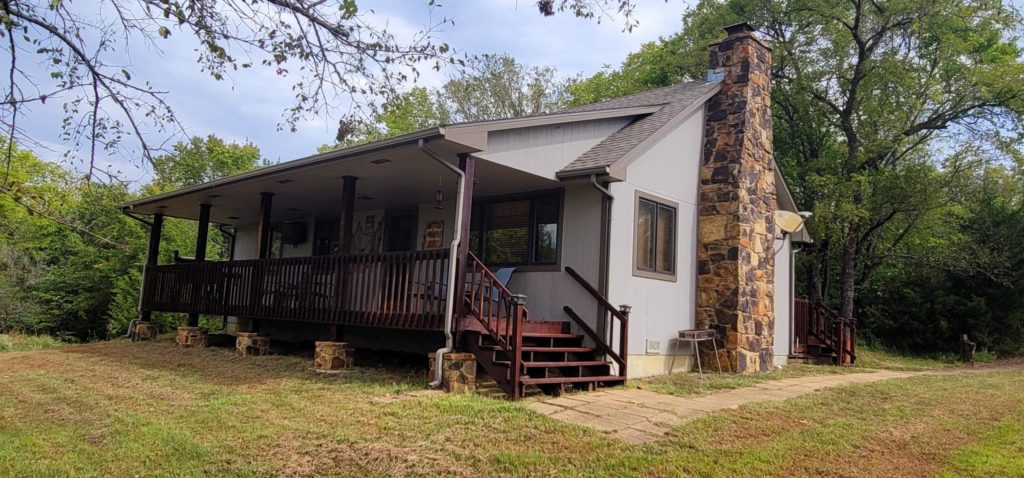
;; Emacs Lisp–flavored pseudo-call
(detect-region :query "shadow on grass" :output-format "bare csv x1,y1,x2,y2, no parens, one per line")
55,337,428,390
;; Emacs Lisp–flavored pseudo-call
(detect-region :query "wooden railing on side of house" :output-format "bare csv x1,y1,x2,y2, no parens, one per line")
562,266,630,378
141,249,451,330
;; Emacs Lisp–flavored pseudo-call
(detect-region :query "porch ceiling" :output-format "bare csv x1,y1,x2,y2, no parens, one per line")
125,138,560,225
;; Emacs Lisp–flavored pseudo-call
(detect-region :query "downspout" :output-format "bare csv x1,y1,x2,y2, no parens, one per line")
418,139,465,388
589,174,614,345
121,206,153,338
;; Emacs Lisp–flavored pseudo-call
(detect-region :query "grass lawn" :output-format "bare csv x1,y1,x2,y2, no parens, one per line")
1,339,1022,477
0,332,63,353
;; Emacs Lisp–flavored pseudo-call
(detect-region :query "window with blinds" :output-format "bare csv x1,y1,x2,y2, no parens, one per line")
635,195,677,279
470,193,561,267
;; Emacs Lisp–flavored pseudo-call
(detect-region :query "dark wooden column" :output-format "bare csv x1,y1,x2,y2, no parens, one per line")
139,213,164,322
187,204,212,327
256,192,274,259
248,192,274,333
452,154,475,319
338,176,358,254
331,176,357,342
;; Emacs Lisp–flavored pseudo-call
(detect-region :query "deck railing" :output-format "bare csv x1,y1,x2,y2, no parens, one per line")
141,249,451,330
794,298,856,365
464,251,528,399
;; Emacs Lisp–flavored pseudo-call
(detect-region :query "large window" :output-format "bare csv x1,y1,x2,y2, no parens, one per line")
634,193,677,280
469,193,561,267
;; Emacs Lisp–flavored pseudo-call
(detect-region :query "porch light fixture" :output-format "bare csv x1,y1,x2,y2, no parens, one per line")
370,158,391,165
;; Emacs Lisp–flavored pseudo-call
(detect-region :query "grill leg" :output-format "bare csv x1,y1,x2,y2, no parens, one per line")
694,340,703,379
712,339,723,374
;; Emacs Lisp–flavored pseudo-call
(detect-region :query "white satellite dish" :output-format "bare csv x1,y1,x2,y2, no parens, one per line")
775,210,808,233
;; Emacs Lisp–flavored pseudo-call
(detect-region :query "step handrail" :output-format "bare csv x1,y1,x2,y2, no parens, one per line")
464,252,526,399
799,298,856,365
564,266,630,377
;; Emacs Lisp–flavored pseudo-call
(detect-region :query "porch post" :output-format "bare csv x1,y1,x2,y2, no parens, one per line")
453,154,475,320
250,192,274,333
256,192,274,259
187,204,211,327
138,213,164,323
338,176,358,254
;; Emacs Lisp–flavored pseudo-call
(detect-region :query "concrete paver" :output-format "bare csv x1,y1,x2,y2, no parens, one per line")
530,369,934,443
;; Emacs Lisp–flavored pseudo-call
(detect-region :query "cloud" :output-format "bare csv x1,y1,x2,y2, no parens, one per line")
7,0,694,171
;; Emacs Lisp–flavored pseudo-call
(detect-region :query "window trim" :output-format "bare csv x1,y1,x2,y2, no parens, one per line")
632,190,679,282
470,188,565,270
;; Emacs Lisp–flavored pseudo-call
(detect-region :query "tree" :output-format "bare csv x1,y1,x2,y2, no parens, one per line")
148,135,266,192
438,53,570,122
1,0,456,181
317,53,570,152
565,0,1024,331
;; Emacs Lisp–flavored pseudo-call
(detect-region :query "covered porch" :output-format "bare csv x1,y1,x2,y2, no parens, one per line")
125,131,561,335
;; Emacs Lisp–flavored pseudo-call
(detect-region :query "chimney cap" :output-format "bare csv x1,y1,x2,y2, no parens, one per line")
723,22,756,36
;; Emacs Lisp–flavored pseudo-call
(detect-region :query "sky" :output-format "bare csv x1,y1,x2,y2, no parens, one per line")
7,0,693,185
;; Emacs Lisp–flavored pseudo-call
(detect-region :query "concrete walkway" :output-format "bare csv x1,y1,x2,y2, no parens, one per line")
529,370,922,443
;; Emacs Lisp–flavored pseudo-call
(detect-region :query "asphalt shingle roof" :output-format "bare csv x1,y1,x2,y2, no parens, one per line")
557,80,720,176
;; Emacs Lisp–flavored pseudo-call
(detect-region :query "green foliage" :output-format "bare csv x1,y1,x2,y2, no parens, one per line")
569,0,1024,355
318,53,570,152
148,135,265,192
0,135,264,339
0,333,62,353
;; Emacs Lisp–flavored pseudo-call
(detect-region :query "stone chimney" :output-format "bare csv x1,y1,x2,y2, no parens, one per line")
697,23,777,373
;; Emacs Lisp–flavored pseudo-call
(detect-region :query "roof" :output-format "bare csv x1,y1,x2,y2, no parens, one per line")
556,80,721,177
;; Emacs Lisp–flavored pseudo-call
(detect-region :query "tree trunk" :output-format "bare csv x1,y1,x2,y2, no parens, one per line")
839,229,860,323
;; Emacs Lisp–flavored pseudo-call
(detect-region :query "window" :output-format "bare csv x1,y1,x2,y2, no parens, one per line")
313,220,339,256
469,193,561,267
634,193,677,280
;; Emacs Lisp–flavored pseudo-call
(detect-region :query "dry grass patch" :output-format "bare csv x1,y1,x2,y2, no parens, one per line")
1,339,1022,477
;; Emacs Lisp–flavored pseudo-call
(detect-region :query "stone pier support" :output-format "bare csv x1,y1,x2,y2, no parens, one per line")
428,352,477,394
236,332,270,357
132,322,157,342
175,326,208,348
312,341,355,372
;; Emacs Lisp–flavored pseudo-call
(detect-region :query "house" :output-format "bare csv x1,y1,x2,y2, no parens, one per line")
122,24,852,399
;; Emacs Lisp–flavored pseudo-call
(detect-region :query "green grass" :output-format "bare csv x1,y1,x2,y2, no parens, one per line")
855,344,964,371
0,339,1021,477
628,363,868,398
0,332,63,353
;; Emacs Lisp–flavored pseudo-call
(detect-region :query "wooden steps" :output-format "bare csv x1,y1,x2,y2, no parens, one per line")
521,375,626,386
461,319,623,399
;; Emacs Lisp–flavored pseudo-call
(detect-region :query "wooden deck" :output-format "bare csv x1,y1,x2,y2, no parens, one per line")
141,249,451,330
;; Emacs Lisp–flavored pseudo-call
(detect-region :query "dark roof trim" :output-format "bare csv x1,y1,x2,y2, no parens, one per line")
557,83,721,179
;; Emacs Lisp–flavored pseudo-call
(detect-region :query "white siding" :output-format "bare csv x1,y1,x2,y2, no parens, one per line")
233,224,258,260
476,118,631,180
506,182,601,324
606,108,705,378
773,236,793,362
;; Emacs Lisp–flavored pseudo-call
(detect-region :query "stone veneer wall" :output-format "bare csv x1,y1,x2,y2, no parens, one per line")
697,23,777,373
